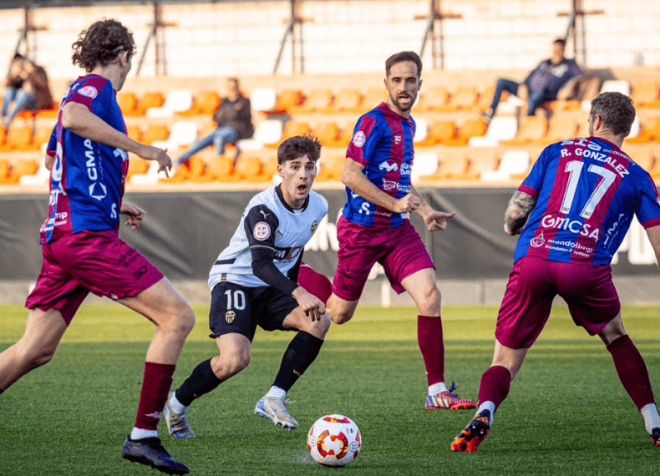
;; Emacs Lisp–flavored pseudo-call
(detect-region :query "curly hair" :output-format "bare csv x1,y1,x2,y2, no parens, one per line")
277,134,322,164
72,19,137,72
590,92,636,136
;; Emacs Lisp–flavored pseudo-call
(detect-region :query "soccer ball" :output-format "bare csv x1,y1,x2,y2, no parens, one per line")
307,414,361,467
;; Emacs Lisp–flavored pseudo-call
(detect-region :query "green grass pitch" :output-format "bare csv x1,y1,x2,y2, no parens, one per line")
1,304,659,475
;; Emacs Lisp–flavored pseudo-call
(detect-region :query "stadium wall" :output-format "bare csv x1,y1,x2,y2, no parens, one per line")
1,188,659,306
1,0,660,79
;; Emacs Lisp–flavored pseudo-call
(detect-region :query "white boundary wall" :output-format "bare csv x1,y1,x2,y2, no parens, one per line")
0,1,659,79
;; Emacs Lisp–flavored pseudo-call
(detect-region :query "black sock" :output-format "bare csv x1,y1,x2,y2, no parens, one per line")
175,359,223,406
0,388,3,396
273,331,324,392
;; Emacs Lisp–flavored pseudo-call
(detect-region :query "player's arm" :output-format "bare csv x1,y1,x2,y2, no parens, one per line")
341,158,421,214
410,185,456,231
61,101,171,176
504,190,537,235
245,205,325,320
645,226,660,270
120,202,146,230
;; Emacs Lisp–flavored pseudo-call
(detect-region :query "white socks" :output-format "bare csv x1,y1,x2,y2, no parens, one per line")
130,427,158,440
428,382,447,395
640,403,660,434
169,392,188,415
477,401,496,426
266,386,286,399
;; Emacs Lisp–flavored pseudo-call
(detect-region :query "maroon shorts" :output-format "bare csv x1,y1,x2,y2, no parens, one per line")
495,256,621,349
331,216,435,301
25,230,164,325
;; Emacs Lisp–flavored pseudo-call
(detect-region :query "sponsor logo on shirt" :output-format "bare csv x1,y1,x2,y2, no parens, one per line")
400,163,412,176
84,139,107,201
77,85,98,99
379,160,398,172
352,131,366,147
541,214,600,241
253,221,271,240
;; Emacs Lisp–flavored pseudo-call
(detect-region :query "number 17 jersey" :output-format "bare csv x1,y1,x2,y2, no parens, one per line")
515,137,660,265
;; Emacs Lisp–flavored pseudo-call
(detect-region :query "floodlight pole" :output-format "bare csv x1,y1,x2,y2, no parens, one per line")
136,2,177,77
416,0,461,70
558,0,604,67
273,0,309,74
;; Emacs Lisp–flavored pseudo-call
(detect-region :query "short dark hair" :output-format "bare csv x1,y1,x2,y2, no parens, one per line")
277,134,321,165
553,38,567,47
590,92,636,136
72,19,137,72
385,51,422,77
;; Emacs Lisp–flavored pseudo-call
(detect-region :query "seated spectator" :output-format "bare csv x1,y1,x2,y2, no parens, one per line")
482,38,582,122
2,54,53,128
176,77,254,165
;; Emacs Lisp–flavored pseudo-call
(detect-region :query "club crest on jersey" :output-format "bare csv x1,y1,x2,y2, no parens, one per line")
352,131,366,147
310,220,318,236
225,310,236,324
78,85,98,99
253,222,271,241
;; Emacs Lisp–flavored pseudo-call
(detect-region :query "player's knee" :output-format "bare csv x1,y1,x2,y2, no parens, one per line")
330,310,353,325
220,352,250,376
417,285,441,315
167,300,196,336
18,343,56,369
304,312,331,337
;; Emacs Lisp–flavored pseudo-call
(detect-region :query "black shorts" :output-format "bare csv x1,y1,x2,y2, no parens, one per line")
209,281,299,341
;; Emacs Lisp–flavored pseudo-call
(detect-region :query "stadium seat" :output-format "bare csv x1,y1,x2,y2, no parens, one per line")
0,158,10,180
444,119,487,146
0,126,37,152
136,92,165,115
117,92,140,116
279,121,311,143
413,118,429,144
626,117,660,144
314,122,342,147
475,85,504,112
414,87,449,112
130,160,162,185
325,89,361,113
266,90,304,114
221,156,262,182
238,119,283,151
415,120,456,147
0,159,38,184
33,126,54,149
251,87,278,112
629,147,654,173
126,157,149,180
458,150,498,180
35,102,59,119
260,157,279,182
19,159,51,186
182,90,221,116
146,89,194,118
481,150,530,181
631,81,660,108
356,88,387,112
501,116,547,146
141,124,169,145
421,152,467,180
126,125,141,142
469,116,518,147
205,155,234,181
438,86,478,112
289,89,333,114
151,121,198,151
411,152,438,180
600,80,631,96
316,154,345,182
538,114,578,144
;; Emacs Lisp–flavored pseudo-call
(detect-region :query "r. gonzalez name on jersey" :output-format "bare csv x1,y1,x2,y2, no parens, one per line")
208,185,328,290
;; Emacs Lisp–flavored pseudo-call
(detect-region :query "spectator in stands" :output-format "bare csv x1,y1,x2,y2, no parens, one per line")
482,38,582,123
2,54,53,129
175,77,253,166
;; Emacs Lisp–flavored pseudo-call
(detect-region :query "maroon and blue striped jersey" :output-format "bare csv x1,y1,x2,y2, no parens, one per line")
41,75,129,244
515,137,660,265
342,102,415,228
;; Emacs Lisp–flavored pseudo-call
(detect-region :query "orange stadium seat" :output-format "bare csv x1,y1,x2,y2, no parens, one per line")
289,89,333,114
326,89,361,113
628,147,654,173
142,125,169,145
0,159,38,184
222,156,262,182
501,116,547,146
314,122,342,147
192,91,221,116
0,126,37,152
204,156,234,181
126,157,149,180
538,114,578,144
415,121,456,147
356,88,387,112
266,90,303,114
126,125,142,142
317,154,345,181
416,87,449,112
475,85,497,112
260,158,278,181
0,158,10,179
631,81,660,108
627,118,660,144
35,102,59,119
420,152,467,181
438,86,478,112
137,92,165,115
458,149,498,180
280,121,311,142
444,119,488,146
33,126,54,148
117,92,140,116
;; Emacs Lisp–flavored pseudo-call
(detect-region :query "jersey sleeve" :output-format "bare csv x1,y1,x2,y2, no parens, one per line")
634,174,660,228
244,204,298,294
519,146,549,197
65,76,113,120
346,114,382,167
46,125,57,158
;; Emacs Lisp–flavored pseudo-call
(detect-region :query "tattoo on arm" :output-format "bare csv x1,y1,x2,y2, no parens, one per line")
505,191,537,233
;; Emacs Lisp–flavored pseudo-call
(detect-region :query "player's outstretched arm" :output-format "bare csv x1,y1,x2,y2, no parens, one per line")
410,185,456,231
61,101,172,176
341,158,420,213
504,190,537,235
645,225,660,270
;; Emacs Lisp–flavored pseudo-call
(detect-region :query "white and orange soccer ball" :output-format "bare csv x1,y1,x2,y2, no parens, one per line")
307,414,361,467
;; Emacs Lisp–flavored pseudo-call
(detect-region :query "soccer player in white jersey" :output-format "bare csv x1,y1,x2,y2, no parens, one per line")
163,135,329,435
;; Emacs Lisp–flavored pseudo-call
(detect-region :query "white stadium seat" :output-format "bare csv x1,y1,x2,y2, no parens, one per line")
469,116,518,147
146,89,193,117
